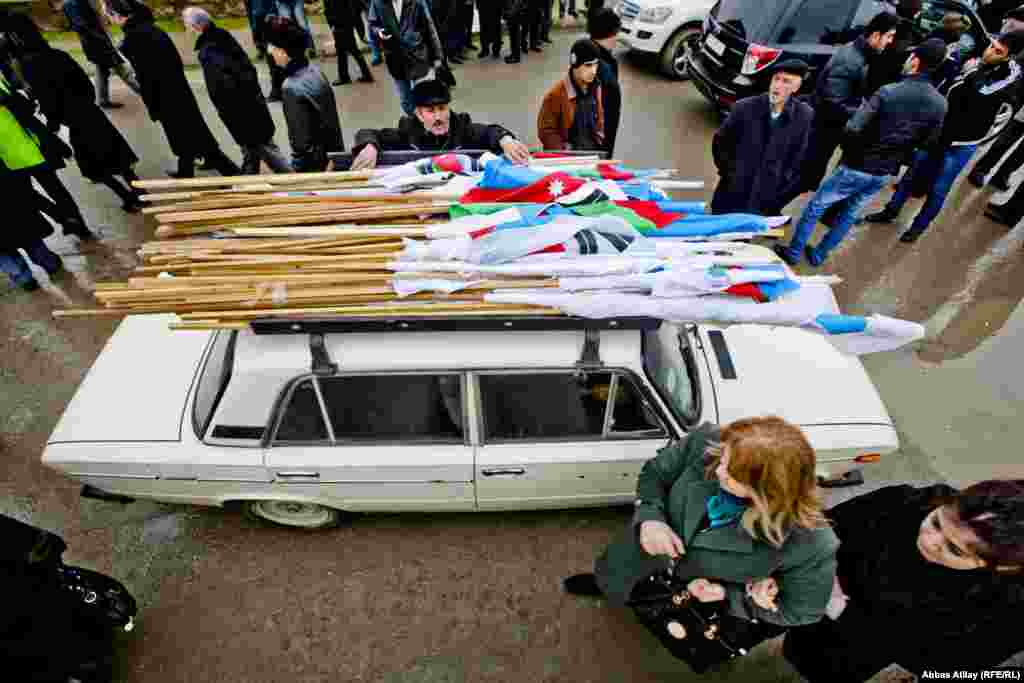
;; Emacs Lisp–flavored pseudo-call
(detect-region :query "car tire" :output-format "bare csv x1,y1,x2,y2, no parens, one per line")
245,500,345,529
660,24,702,80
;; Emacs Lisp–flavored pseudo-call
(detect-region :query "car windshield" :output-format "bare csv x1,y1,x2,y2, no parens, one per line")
642,328,699,425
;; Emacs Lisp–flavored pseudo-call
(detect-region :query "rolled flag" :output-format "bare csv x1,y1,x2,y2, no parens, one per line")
559,263,798,302
811,314,925,355
574,200,788,237
391,277,484,297
389,255,665,277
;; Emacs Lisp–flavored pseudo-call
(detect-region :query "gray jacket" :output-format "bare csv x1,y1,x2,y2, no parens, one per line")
812,37,872,125
282,62,345,172
841,73,947,177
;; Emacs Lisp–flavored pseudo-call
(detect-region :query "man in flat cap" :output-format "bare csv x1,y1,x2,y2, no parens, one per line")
350,79,531,169
711,59,814,216
537,38,605,151
775,38,947,267
868,31,1024,242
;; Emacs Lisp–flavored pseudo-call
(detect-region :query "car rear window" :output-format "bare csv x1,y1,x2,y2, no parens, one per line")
714,0,894,44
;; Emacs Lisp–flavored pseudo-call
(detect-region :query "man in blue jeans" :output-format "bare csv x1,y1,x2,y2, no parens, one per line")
774,39,948,268
864,31,1024,243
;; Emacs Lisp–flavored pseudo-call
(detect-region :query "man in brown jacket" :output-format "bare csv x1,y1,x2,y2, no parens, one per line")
537,38,605,151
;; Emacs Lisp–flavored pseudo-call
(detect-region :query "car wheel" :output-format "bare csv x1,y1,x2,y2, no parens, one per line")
245,500,344,529
660,24,702,80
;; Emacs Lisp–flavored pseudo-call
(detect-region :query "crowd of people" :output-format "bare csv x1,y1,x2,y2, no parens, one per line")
710,2,1024,268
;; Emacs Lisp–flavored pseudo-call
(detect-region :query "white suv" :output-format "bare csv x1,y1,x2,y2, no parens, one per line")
613,0,715,79
43,311,898,529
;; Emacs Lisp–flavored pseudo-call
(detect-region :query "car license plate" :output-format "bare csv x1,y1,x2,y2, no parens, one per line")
705,34,726,56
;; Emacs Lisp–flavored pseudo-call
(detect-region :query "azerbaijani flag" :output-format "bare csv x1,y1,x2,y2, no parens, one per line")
460,158,663,203
573,200,782,237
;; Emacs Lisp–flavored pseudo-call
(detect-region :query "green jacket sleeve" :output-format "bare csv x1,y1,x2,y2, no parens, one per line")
725,527,839,627
633,424,715,528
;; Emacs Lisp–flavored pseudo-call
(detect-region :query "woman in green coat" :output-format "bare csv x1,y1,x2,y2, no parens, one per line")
564,417,839,668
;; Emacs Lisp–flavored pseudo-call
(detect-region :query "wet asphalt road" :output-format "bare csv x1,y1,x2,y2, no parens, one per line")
2,27,1024,683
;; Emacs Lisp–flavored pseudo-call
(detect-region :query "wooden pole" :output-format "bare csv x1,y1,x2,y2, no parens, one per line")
133,169,376,190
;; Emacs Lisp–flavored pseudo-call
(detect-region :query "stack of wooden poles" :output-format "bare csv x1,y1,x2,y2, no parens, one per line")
55,169,568,330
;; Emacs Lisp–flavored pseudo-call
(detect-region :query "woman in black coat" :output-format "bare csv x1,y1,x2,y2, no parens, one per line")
18,43,142,211
106,0,239,179
783,480,1024,682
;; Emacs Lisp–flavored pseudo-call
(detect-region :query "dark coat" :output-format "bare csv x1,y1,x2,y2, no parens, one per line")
119,9,220,159
62,0,122,69
18,47,137,180
368,0,444,80
594,41,621,158
281,61,345,172
2,177,56,252
841,74,947,177
196,25,275,148
351,111,514,156
812,36,872,127
711,94,814,216
324,0,363,29
594,425,839,628
784,484,1024,682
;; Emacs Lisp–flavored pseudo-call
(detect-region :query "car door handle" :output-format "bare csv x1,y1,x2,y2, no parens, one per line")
481,468,526,477
275,471,321,478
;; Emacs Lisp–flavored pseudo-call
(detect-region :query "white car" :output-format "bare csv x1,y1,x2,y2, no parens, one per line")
613,0,715,79
44,291,899,529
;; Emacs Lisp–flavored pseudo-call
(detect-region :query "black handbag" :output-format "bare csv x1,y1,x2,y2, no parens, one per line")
628,570,785,673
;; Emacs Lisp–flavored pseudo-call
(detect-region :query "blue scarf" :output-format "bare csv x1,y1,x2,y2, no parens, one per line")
705,487,749,529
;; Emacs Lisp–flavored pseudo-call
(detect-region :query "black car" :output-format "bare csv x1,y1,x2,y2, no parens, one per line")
685,0,992,111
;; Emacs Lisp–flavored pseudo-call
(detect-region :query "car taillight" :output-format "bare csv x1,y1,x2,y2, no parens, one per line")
741,43,782,75
854,452,882,464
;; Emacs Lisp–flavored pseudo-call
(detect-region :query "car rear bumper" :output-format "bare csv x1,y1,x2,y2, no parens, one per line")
686,50,745,109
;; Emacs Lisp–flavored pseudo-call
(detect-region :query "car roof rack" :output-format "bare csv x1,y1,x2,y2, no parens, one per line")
248,315,661,336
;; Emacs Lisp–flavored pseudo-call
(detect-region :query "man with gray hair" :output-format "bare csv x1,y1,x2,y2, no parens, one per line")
183,7,290,174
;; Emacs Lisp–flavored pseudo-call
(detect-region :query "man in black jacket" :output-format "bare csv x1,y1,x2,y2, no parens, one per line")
350,79,530,169
107,0,240,178
712,59,813,216
368,0,445,115
799,12,900,195
589,8,621,157
63,0,140,108
325,0,374,84
184,8,290,175
865,31,1024,243
775,39,948,268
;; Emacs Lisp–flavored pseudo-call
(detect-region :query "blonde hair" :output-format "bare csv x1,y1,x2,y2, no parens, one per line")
705,416,827,548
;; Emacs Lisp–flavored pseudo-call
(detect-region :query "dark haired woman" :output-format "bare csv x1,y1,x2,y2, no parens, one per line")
783,480,1024,681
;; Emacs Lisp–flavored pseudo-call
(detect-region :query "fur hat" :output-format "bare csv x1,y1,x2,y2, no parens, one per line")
412,79,451,107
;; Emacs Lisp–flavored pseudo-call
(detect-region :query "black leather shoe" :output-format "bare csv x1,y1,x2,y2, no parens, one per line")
899,230,922,243
122,199,143,213
504,55,521,64
563,573,602,596
332,77,352,85
265,92,283,103
65,224,97,241
21,279,40,292
990,176,1011,192
967,171,986,188
357,74,374,83
985,204,1018,226
863,209,899,224
98,100,124,109
772,243,799,266
542,37,554,44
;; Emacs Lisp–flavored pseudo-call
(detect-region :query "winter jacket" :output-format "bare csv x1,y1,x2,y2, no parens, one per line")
940,59,1023,146
594,425,839,628
196,25,276,148
119,7,222,159
351,111,514,156
812,36,872,126
840,74,947,176
62,0,122,69
324,0,364,29
784,484,1024,682
0,79,45,173
711,93,814,216
367,0,444,80
281,61,345,172
537,75,605,151
18,47,137,180
594,41,621,157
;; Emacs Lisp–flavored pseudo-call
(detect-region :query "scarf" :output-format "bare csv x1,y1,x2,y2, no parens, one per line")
705,487,749,529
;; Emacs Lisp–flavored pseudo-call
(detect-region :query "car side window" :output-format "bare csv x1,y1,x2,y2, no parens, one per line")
275,379,329,443
192,330,236,440
479,371,666,442
317,374,464,442
776,0,868,45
